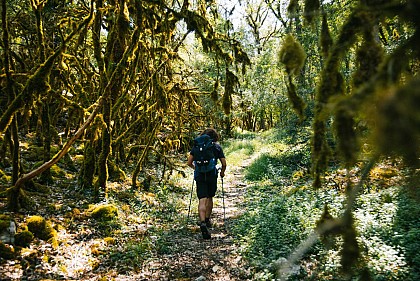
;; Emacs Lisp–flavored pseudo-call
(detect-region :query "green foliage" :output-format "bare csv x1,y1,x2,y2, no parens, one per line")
0,169,11,184
108,238,152,271
392,187,420,280
231,184,326,275
225,128,416,280
245,143,310,182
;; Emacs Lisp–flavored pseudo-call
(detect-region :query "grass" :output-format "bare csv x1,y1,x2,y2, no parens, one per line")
225,128,419,281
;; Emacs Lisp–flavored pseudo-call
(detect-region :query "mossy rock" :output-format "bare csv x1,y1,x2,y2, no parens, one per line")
30,163,66,179
89,204,118,221
24,145,44,161
0,169,11,184
73,155,84,166
25,182,52,194
108,161,126,182
104,237,116,245
0,214,11,232
26,216,57,243
50,164,67,178
0,241,15,259
15,230,34,247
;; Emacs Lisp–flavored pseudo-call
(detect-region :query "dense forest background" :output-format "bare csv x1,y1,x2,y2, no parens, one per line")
0,0,419,280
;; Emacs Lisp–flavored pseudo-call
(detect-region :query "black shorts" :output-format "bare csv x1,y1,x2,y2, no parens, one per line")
195,170,218,199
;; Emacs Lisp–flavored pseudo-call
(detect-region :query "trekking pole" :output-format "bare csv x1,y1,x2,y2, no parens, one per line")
220,171,226,225
187,177,195,221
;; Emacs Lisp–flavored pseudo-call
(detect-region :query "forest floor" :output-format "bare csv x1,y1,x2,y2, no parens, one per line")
134,158,254,281
0,154,255,281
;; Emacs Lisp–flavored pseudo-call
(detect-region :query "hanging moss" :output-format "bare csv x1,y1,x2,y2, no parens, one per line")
373,78,420,167
278,34,307,76
286,76,306,121
223,69,238,115
313,8,355,186
320,15,333,59
287,0,299,19
311,119,330,189
210,79,219,102
315,204,340,248
340,211,360,276
352,33,384,89
333,104,359,167
330,71,356,167
304,0,320,25
232,41,251,75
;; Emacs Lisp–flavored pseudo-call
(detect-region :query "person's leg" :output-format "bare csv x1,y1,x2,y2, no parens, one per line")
198,197,211,239
205,197,213,227
205,197,213,217
205,175,217,225
198,197,208,222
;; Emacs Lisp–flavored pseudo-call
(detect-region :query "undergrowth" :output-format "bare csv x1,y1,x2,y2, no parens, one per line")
1,127,418,280
226,128,419,281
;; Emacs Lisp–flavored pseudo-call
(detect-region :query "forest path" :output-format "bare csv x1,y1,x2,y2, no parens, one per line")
135,157,254,280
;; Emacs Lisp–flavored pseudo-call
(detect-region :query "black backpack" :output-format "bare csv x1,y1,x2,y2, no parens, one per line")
192,134,216,173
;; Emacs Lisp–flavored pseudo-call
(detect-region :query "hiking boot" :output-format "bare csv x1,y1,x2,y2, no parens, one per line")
205,218,212,228
200,222,211,240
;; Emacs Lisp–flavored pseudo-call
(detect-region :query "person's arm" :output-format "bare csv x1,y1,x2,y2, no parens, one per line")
187,154,195,169
219,157,227,178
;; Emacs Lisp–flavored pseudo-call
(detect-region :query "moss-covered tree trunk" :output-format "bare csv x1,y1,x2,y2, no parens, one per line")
97,0,130,198
2,0,20,186
40,101,52,183
11,117,20,184
80,140,96,190
97,97,111,199
4,6,94,210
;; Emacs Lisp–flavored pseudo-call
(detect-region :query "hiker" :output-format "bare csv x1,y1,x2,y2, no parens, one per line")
187,128,227,239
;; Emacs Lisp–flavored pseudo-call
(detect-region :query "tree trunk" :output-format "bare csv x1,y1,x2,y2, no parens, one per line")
11,117,20,184
80,140,96,190
97,96,111,199
40,102,52,183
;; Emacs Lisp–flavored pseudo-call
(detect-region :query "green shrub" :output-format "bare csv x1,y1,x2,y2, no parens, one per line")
392,187,420,280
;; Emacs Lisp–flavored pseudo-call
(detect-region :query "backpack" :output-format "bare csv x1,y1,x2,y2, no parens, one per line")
192,134,217,173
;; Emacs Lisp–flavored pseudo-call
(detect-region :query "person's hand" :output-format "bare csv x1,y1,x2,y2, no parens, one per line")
220,171,225,178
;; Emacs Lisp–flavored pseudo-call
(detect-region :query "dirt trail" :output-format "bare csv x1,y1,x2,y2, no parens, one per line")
0,159,254,281
133,159,253,281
